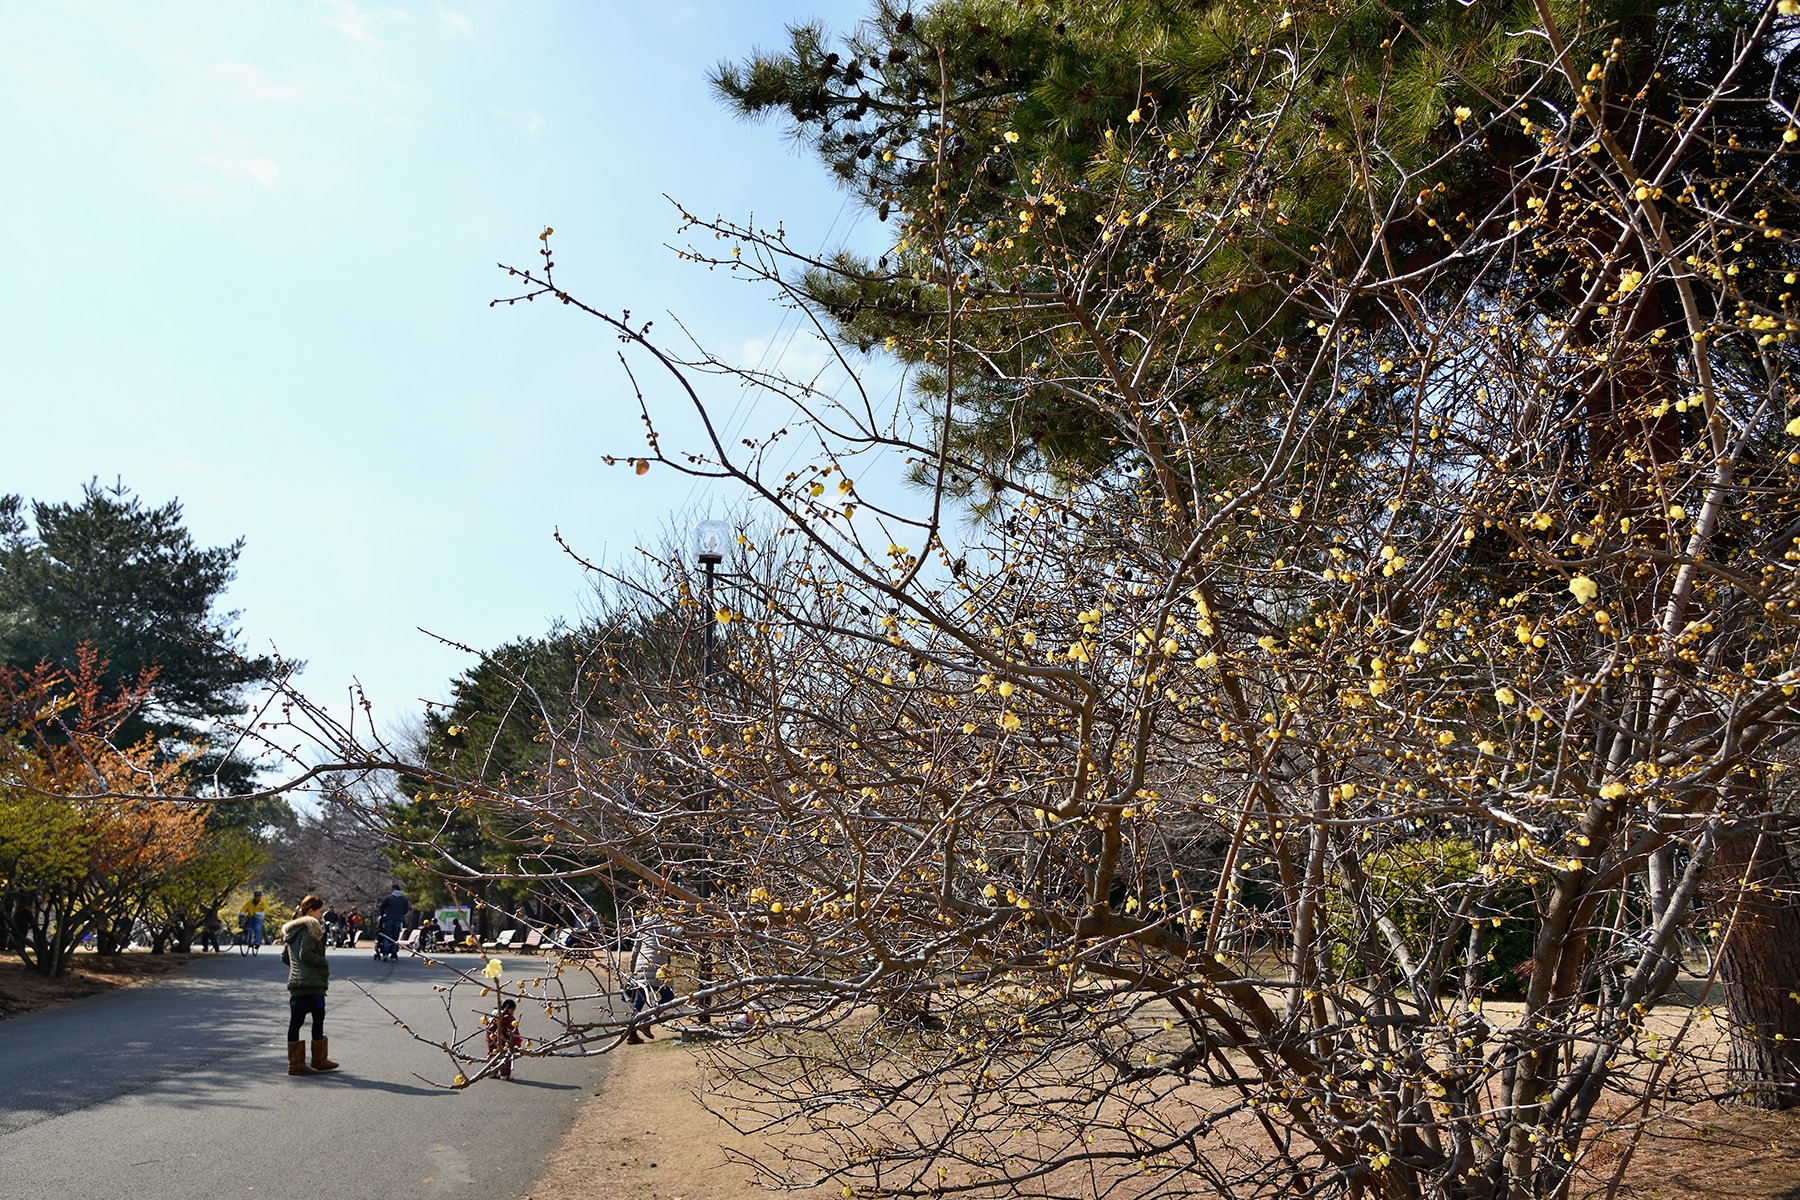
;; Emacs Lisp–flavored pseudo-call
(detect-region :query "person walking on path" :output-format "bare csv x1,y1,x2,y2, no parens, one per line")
376,883,408,961
239,890,268,946
281,895,340,1076
486,998,521,1080
200,906,223,953
624,915,675,1044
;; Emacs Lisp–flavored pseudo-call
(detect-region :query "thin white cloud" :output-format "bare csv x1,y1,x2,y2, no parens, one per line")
199,154,280,188
327,1,375,42
738,333,835,381
439,9,473,37
501,108,543,136
213,60,302,103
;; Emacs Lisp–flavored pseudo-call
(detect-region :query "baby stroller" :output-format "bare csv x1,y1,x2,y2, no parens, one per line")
374,919,402,962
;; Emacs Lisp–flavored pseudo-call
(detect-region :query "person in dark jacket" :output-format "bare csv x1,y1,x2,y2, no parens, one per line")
375,884,408,961
281,895,339,1075
486,998,521,1079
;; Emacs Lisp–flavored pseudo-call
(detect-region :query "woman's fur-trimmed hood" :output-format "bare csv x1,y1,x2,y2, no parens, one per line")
282,915,323,938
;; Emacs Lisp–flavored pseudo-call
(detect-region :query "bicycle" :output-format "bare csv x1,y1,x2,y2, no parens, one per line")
236,920,261,956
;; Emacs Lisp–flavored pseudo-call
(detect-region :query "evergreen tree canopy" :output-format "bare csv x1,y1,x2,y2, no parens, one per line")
0,481,275,791
716,0,1800,501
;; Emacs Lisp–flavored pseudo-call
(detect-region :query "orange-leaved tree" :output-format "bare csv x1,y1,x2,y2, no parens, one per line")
0,647,205,975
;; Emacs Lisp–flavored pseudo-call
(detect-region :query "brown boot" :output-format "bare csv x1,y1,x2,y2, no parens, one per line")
310,1038,339,1071
287,1041,317,1076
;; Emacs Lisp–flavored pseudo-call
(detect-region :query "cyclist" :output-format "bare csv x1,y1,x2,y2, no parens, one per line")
375,883,409,961
239,890,269,947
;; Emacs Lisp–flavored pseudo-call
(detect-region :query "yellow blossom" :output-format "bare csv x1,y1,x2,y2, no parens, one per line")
1569,576,1599,604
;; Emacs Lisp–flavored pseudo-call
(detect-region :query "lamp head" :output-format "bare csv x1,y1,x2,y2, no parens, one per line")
693,519,730,565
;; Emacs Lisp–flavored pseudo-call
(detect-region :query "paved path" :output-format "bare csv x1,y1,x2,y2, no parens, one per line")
0,949,610,1200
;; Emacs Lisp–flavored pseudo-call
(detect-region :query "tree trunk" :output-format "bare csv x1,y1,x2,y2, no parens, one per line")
32,906,77,978
1705,814,1800,1109
1,896,29,952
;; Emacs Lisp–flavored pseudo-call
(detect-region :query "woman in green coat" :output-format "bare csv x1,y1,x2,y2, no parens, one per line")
281,895,340,1076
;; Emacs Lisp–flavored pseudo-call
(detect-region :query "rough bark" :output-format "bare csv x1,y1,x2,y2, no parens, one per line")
1705,812,1800,1109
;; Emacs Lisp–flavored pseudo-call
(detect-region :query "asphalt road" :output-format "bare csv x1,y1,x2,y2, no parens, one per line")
0,948,610,1200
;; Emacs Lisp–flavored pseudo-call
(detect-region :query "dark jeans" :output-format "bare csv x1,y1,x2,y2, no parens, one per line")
627,981,675,1014
288,994,325,1041
377,919,401,956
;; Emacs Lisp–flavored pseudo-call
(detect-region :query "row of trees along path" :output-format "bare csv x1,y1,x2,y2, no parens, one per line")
252,3,1800,1198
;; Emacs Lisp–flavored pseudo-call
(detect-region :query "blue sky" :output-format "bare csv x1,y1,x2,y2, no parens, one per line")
0,0,886,739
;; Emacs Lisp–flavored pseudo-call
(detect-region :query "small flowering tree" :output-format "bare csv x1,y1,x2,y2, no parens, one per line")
267,1,1800,1197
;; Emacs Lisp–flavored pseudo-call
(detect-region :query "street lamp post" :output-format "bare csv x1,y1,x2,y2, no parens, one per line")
692,520,729,1025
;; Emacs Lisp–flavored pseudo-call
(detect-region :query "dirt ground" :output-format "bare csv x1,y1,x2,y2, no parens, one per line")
0,950,203,1020
524,1031,1800,1200
525,1034,775,1200
1595,1101,1800,1199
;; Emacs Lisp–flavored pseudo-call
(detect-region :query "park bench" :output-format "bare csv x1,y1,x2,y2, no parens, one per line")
520,929,544,955
481,929,519,953
397,927,421,953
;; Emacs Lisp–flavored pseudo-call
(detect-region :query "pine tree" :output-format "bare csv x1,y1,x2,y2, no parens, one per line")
0,481,275,792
